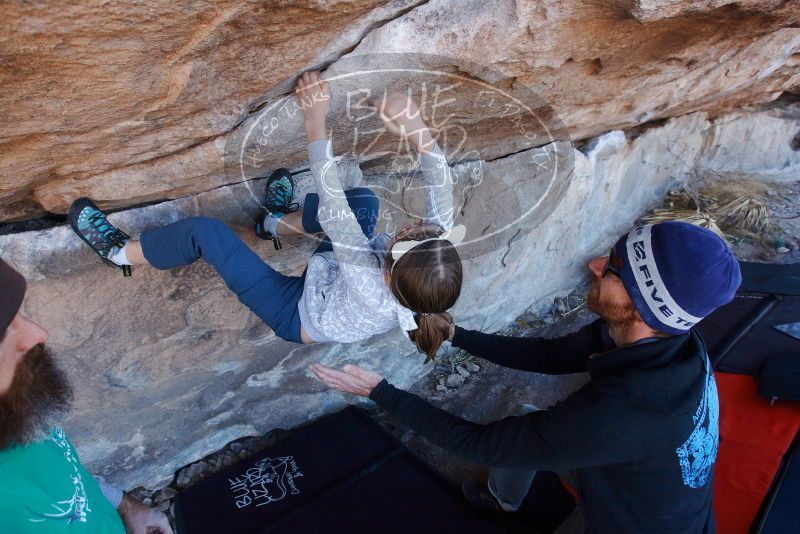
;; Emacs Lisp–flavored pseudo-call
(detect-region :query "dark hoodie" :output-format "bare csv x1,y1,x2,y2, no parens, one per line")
369,320,718,533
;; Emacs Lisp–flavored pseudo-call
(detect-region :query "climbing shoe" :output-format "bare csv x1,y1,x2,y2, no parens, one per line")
255,168,299,250
68,198,132,277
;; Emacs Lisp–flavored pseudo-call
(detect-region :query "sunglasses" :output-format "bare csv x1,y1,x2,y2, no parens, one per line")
602,247,621,279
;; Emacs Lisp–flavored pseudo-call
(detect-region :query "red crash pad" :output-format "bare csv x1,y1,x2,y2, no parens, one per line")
713,372,800,534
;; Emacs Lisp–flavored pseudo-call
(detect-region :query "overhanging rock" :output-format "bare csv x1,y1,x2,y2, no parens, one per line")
2,0,799,221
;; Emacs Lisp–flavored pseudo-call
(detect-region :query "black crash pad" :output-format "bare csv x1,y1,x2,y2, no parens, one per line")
697,294,800,374
757,437,800,534
695,261,800,375
737,262,800,296
173,407,510,533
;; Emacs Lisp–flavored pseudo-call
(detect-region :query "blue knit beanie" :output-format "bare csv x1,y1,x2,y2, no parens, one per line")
613,222,741,335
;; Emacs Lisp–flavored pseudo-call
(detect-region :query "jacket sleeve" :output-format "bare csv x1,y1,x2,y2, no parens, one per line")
417,143,454,231
369,379,632,471
308,140,384,292
451,319,611,374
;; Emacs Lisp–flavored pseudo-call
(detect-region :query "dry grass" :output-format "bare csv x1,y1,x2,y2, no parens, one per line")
701,179,775,240
716,197,770,233
640,179,773,242
641,208,728,242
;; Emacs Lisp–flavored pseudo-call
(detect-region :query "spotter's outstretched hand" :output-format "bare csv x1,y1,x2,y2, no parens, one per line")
309,363,383,398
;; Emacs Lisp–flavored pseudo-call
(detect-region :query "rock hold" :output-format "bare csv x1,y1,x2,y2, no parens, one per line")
176,460,208,488
156,487,177,503
446,374,465,388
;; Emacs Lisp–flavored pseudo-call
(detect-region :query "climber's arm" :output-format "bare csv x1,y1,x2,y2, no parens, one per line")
297,70,330,143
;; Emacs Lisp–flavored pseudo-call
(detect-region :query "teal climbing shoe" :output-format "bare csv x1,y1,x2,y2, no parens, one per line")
255,168,299,250
68,198,132,276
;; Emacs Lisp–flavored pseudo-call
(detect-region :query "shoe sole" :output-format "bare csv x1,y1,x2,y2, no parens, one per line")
262,168,295,211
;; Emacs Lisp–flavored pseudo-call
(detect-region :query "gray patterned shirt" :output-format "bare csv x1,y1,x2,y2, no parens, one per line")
297,139,454,343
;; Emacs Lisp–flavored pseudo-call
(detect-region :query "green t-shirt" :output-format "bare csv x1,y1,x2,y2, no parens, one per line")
0,427,125,533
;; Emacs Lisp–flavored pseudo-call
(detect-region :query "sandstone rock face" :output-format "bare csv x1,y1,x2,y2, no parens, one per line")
697,109,800,183
1,0,799,221
1,107,796,489
0,0,422,220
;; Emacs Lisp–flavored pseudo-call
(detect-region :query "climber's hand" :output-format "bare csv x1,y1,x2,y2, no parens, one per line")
296,71,330,142
309,363,383,397
377,93,436,153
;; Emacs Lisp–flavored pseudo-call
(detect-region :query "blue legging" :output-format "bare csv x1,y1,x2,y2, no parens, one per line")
140,188,379,343
302,187,380,254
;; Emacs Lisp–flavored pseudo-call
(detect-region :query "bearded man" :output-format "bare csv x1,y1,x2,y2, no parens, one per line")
0,258,172,533
311,222,741,533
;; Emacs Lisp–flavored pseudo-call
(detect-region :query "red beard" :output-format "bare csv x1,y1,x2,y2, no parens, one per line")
0,344,72,450
586,279,639,326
